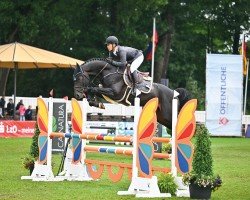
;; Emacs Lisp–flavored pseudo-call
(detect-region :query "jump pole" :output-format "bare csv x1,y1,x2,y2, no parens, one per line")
22,95,195,198
171,91,190,196
21,97,66,181
117,97,170,198
171,91,178,177
60,98,92,181
60,97,170,197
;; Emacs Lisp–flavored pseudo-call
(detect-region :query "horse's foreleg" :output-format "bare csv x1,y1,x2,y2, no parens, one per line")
89,87,115,97
89,100,105,109
86,87,115,109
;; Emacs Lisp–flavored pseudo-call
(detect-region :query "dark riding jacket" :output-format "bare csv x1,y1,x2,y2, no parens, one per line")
109,46,143,68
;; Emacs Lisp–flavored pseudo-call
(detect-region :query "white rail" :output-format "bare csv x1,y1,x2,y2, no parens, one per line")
3,96,250,124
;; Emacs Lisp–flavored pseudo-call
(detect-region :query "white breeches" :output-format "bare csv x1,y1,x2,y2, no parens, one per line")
130,54,144,73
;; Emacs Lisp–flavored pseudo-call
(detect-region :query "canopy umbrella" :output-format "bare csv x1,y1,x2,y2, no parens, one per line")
0,42,84,117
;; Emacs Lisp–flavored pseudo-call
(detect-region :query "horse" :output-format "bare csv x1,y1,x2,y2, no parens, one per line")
73,58,191,129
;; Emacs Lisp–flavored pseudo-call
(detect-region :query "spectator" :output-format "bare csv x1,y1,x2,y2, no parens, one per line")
16,99,23,111
6,98,14,118
0,96,5,118
0,107,2,118
25,105,33,121
19,104,26,121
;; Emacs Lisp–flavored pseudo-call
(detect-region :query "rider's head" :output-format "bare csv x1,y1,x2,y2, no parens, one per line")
106,36,118,52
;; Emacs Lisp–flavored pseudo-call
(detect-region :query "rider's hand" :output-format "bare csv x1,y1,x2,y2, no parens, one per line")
106,57,113,63
126,63,131,67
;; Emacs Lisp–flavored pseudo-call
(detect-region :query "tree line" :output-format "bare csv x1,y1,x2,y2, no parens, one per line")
0,0,249,112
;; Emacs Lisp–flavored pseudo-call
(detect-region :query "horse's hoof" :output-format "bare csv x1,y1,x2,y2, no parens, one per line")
99,103,105,109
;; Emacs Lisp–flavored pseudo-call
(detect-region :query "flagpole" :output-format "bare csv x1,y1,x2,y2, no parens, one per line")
151,17,156,82
243,58,249,115
243,33,248,116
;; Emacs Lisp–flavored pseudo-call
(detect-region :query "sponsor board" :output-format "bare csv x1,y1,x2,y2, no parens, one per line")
0,121,36,138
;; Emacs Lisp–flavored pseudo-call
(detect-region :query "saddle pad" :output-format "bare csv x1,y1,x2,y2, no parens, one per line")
123,69,153,94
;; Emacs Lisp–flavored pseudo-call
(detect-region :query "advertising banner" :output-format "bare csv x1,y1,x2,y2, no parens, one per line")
0,120,36,138
206,54,243,136
52,102,66,153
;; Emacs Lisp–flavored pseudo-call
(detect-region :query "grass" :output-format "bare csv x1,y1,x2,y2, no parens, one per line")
0,137,250,200
211,138,250,200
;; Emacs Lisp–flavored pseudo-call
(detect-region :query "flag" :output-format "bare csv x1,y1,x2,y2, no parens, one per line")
146,30,158,61
63,96,68,100
49,89,54,97
240,35,248,76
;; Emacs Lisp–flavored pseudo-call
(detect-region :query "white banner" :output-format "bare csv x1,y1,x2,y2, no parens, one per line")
206,54,243,136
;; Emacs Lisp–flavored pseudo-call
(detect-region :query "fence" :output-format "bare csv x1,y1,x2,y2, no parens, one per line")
3,96,250,125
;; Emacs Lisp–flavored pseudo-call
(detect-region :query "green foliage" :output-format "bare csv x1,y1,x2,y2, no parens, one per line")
162,142,172,154
22,154,35,170
183,124,222,191
158,173,177,195
183,172,222,192
22,122,39,171
0,0,249,111
186,76,205,110
193,124,213,177
30,122,40,159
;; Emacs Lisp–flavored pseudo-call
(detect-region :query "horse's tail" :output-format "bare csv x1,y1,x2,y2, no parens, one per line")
175,88,191,111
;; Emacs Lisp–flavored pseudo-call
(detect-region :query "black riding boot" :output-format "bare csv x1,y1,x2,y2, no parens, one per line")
131,71,139,94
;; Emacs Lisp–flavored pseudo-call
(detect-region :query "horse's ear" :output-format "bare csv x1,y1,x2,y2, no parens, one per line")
76,62,81,70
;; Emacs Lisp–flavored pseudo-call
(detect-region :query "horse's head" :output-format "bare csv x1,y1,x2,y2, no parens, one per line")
73,63,89,100
73,58,118,99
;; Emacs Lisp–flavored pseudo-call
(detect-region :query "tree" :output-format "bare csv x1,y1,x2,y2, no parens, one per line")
157,0,249,109
0,1,80,97
0,0,249,111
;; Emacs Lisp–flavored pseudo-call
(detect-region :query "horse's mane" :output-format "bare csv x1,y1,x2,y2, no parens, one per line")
84,58,108,65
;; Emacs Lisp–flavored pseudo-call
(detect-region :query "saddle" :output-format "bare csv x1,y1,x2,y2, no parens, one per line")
101,67,153,106
123,68,153,94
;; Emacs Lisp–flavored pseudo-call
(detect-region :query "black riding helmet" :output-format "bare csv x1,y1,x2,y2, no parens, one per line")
106,36,118,45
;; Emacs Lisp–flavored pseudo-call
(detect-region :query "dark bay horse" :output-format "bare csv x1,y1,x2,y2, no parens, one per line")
73,58,190,129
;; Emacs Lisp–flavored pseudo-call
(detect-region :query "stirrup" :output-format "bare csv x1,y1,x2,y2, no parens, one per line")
131,83,141,96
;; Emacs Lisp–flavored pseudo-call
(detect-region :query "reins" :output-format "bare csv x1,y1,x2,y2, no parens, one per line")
91,63,108,85
101,68,123,82
77,60,124,88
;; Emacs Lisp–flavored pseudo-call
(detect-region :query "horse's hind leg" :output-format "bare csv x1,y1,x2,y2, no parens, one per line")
156,109,172,130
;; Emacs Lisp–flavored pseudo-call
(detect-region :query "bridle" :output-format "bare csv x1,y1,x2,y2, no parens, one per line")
73,61,124,99
73,65,90,97
73,63,109,98
74,62,123,87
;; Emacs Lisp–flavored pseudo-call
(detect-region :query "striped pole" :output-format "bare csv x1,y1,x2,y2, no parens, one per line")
83,145,170,159
50,132,171,160
50,132,170,143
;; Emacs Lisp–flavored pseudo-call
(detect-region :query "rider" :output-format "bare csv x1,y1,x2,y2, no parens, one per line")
105,36,144,93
